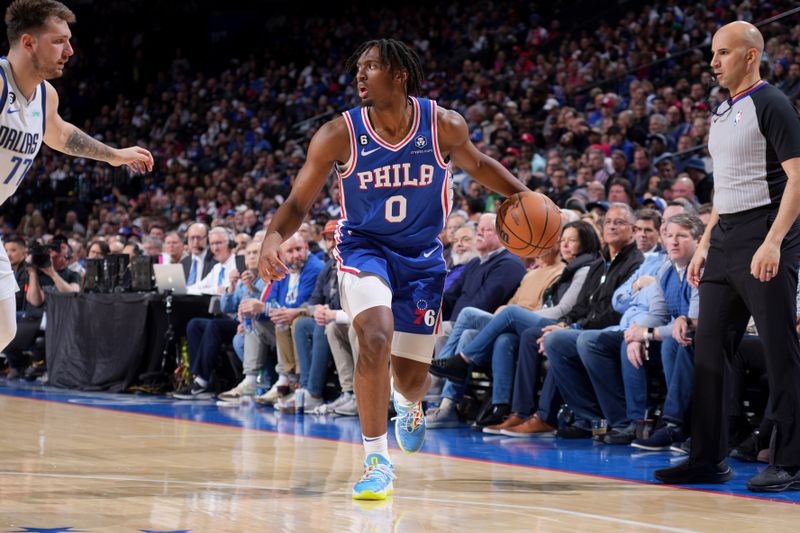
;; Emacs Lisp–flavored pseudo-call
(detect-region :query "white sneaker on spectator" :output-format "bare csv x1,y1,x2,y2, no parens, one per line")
333,393,359,416
301,391,324,412
218,381,256,402
256,383,281,405
310,391,350,415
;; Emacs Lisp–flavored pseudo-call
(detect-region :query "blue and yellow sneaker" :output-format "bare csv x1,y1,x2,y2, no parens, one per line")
352,453,395,500
393,399,426,453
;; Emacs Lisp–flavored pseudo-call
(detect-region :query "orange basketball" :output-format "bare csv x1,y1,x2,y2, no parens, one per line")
496,192,562,258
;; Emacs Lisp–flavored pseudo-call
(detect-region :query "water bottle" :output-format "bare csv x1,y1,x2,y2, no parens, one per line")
255,369,267,396
295,389,305,413
556,403,574,430
243,315,253,333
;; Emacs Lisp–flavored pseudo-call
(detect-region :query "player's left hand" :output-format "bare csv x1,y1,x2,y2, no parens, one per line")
110,146,154,174
750,240,780,282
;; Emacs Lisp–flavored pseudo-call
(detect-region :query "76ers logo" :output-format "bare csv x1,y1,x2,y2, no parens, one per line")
414,299,436,327
415,135,427,148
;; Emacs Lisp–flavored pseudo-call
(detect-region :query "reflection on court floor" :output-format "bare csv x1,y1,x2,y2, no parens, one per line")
0,383,797,532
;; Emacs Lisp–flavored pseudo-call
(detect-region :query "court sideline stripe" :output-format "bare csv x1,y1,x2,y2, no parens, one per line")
1,390,797,508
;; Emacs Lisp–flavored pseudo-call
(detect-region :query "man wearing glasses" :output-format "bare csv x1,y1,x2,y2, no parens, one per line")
181,222,217,285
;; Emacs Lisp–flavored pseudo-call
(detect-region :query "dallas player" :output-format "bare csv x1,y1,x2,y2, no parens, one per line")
0,0,153,351
259,39,527,500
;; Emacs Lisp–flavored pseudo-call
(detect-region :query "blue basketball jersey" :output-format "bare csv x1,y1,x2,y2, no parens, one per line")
334,97,452,251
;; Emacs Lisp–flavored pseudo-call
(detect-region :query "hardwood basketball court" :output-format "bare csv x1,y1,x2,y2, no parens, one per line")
0,386,797,532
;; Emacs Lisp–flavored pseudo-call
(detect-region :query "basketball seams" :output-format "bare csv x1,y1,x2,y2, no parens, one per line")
496,193,534,249
497,191,563,258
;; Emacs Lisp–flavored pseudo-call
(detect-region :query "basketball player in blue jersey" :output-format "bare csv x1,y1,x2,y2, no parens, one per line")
259,39,528,500
0,1,153,354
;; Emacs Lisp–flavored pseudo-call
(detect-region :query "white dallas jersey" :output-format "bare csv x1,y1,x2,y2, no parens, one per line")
0,58,46,206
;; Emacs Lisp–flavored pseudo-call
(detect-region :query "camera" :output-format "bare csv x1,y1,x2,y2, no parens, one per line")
29,242,56,269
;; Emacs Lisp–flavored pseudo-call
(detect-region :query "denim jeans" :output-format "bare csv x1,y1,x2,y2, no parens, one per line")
513,326,562,424
461,305,557,366
438,307,493,360
232,332,245,361
660,336,694,424
577,329,632,428
293,317,331,397
544,328,603,429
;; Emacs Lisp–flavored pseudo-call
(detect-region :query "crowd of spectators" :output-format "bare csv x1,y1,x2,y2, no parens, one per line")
0,0,798,459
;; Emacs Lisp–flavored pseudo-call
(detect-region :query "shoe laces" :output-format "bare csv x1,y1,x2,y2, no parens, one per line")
391,401,424,432
360,463,396,483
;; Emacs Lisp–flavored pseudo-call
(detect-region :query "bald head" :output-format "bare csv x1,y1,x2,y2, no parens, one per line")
722,21,764,53
711,22,764,91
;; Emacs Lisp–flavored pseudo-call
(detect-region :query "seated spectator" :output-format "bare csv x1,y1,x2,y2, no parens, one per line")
444,222,478,292
670,175,699,207
526,204,643,438
240,232,323,405
187,227,236,295
181,222,216,285
442,210,468,269
429,220,602,429
606,178,638,209
142,236,163,256
292,221,352,413
122,240,144,260
633,209,663,256
161,231,185,265
625,214,703,450
234,232,252,254
86,240,110,260
6,238,80,380
440,213,527,325
176,240,266,399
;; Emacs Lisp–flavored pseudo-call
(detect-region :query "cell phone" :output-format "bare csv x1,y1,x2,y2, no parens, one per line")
235,254,246,274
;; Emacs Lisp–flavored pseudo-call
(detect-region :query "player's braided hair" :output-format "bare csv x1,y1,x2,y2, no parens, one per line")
347,39,424,96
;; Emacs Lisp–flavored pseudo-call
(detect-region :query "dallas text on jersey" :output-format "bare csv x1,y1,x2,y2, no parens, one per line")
0,126,39,155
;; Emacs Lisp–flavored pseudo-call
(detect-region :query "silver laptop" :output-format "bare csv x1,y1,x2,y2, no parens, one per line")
153,263,187,295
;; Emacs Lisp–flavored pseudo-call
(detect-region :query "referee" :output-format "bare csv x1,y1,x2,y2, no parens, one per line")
655,21,800,492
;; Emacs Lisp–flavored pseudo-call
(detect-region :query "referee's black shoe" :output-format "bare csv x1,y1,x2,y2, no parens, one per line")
747,465,800,492
654,459,733,484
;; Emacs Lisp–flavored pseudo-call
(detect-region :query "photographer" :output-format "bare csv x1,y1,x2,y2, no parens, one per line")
5,239,81,380
26,239,80,308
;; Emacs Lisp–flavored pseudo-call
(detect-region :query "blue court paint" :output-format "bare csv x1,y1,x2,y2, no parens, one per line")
1,382,798,505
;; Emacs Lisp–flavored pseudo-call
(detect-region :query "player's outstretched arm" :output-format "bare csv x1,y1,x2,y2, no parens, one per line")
259,117,350,281
438,107,528,197
42,83,153,174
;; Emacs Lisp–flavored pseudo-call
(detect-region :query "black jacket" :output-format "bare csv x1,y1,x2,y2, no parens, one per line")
541,252,599,309
560,241,643,330
307,258,341,309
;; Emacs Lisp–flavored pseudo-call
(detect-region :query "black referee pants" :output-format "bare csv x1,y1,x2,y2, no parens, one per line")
691,206,800,466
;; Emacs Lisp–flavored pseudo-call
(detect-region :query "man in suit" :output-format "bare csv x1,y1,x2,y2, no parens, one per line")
181,222,216,284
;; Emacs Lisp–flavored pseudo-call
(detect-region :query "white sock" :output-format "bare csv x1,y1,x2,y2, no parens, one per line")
393,388,415,411
276,374,289,386
362,433,390,463
194,376,208,388
242,374,257,388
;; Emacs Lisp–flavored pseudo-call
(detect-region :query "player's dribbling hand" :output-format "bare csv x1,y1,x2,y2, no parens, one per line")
259,233,289,281
687,245,707,288
110,146,155,174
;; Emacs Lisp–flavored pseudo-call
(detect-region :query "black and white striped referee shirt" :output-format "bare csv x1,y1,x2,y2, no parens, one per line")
709,82,800,214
